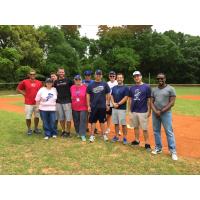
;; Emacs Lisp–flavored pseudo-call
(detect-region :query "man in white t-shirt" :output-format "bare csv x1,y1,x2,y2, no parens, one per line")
105,71,118,134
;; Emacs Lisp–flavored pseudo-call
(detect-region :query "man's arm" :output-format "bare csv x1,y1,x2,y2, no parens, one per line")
117,96,128,107
106,93,110,111
161,96,176,113
151,97,161,117
128,97,132,113
147,97,151,117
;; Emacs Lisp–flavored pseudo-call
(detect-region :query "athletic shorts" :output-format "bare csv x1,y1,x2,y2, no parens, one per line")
112,108,127,125
56,103,72,121
106,107,113,116
89,107,107,123
25,104,40,119
129,112,148,130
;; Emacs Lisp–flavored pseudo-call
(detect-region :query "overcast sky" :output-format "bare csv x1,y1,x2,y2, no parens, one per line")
79,25,200,39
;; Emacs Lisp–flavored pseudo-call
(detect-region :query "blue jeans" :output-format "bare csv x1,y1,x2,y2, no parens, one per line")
40,110,57,137
72,110,87,136
152,111,176,154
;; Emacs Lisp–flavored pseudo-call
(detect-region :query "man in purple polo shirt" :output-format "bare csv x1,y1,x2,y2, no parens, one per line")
129,71,151,151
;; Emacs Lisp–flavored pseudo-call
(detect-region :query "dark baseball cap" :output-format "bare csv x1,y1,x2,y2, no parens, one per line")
109,71,116,76
74,74,82,80
84,70,92,76
95,69,102,75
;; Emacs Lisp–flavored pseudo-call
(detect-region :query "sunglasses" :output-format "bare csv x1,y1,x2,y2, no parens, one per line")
75,78,81,81
109,75,115,77
157,78,164,80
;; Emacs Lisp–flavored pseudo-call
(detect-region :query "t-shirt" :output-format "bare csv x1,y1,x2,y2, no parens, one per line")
54,78,73,104
107,80,118,107
87,81,110,109
111,85,129,110
35,87,57,111
70,84,87,111
151,85,176,110
17,79,42,105
129,83,151,113
82,79,94,86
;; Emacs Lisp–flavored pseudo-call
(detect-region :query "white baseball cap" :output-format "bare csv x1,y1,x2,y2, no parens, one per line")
133,71,141,76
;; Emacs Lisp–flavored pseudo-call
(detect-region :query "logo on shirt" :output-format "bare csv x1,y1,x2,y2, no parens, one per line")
134,89,141,101
46,93,53,101
92,86,104,94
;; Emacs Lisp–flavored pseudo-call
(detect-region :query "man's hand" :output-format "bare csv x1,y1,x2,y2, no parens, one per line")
88,106,91,112
155,110,161,117
113,103,119,109
106,105,110,111
147,111,151,118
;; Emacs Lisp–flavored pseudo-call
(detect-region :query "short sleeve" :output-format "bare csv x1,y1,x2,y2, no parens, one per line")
17,80,25,90
146,85,151,98
169,86,176,97
87,84,92,94
124,86,129,96
105,83,110,94
129,87,132,97
35,88,42,102
111,86,116,96
151,88,155,97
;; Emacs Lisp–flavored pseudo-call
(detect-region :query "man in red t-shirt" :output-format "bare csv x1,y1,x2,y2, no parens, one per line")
17,69,42,135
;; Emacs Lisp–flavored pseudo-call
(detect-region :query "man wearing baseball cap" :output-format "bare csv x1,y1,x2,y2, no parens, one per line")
86,69,110,142
129,71,151,151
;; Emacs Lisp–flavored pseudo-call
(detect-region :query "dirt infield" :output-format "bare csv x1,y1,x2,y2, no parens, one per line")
177,95,200,101
0,96,200,158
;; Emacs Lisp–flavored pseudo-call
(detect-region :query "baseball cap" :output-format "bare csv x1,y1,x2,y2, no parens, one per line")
133,71,141,76
74,74,82,80
95,69,102,75
109,71,116,76
84,70,92,76
45,78,53,83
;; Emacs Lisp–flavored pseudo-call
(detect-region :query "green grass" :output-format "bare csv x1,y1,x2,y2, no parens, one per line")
0,110,200,175
175,87,200,96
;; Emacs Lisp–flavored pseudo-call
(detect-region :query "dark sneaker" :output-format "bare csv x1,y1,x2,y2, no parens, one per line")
131,140,140,145
123,137,128,145
66,132,70,137
33,128,41,134
27,129,32,135
145,144,151,152
94,128,98,134
61,131,67,137
151,149,162,155
112,136,119,142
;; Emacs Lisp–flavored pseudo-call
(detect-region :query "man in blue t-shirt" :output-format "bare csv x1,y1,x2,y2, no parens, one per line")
129,71,151,151
111,73,129,145
87,69,110,142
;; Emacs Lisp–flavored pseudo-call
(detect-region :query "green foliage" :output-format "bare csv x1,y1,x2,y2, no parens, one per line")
16,66,32,81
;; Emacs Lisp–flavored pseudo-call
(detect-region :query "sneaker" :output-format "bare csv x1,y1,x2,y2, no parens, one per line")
145,144,151,152
105,128,110,134
131,140,140,145
61,131,70,138
151,149,162,155
172,153,178,161
94,128,98,134
89,135,95,143
81,135,86,142
123,137,128,145
44,136,49,140
112,136,120,142
52,135,57,138
103,134,109,142
33,128,41,134
27,129,32,135
61,131,66,137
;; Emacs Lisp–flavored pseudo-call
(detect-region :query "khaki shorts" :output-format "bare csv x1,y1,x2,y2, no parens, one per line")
129,112,148,130
25,104,40,119
56,103,72,121
112,108,127,125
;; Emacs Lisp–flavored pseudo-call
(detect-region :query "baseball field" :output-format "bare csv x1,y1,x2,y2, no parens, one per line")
0,86,200,174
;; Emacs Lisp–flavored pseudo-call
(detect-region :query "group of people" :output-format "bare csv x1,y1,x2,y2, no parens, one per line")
17,68,178,161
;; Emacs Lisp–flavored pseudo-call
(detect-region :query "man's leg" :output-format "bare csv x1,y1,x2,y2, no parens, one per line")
72,110,80,135
65,103,72,135
131,112,140,145
25,105,33,135
105,108,112,134
26,119,31,130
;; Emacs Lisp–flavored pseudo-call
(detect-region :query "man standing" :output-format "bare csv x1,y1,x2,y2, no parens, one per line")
17,69,42,135
129,71,151,151
82,70,94,86
87,69,110,142
54,68,73,137
111,73,129,144
151,73,178,160
106,71,118,135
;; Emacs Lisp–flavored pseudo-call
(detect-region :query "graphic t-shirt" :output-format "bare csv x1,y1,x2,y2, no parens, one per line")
54,78,73,104
70,84,87,111
107,80,118,107
151,85,176,110
129,83,151,113
87,81,110,109
17,79,42,105
35,87,57,111
111,85,129,110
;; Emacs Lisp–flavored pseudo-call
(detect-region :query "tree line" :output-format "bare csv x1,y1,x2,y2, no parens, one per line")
0,25,200,84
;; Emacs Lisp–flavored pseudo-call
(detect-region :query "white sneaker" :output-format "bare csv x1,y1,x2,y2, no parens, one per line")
44,136,49,140
105,128,110,134
52,135,57,138
151,149,162,155
103,134,109,141
89,135,95,143
172,153,178,161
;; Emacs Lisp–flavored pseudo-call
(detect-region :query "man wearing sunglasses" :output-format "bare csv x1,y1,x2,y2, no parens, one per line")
151,73,178,160
17,69,42,135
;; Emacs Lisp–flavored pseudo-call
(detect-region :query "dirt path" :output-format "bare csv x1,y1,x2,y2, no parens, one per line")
0,96,200,158
177,95,200,101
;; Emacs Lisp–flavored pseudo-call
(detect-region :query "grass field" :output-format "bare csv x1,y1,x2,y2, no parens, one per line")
0,87,200,174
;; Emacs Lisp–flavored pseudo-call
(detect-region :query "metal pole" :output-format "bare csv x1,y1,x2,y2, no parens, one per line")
149,72,150,85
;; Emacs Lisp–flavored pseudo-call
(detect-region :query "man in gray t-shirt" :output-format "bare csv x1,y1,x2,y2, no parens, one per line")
151,73,178,161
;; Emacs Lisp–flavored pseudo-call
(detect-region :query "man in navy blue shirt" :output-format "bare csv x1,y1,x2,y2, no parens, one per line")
82,70,94,86
111,73,129,144
129,71,151,151
87,69,110,142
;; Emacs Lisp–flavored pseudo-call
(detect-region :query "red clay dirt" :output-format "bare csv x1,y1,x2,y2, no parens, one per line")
177,95,200,101
0,96,200,159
